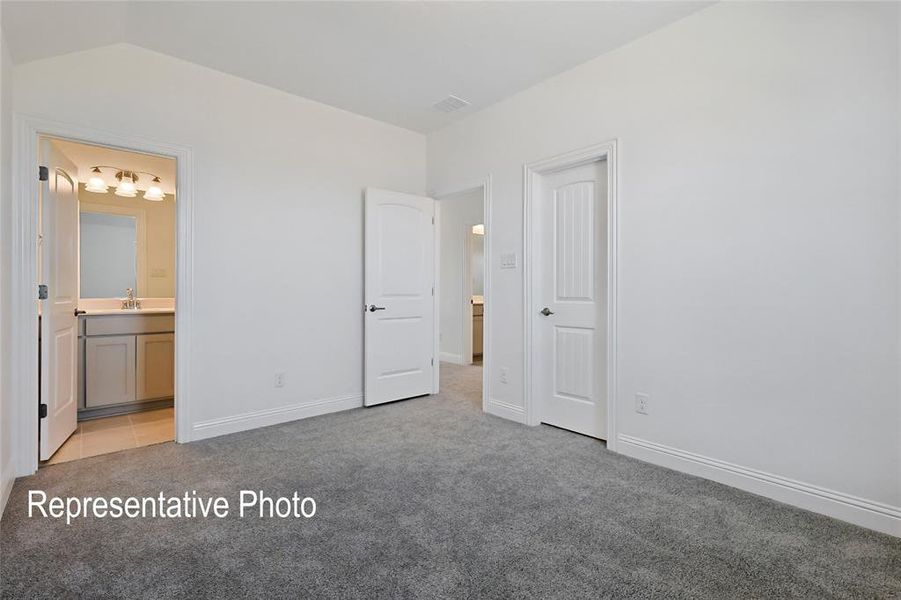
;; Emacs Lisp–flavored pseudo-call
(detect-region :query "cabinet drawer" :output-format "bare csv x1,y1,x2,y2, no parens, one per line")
85,335,136,407
85,314,174,336
137,333,175,401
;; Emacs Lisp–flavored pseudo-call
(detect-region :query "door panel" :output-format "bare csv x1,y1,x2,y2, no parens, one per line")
137,333,175,401
85,335,137,408
364,188,435,406
555,182,595,302
535,161,607,439
39,139,79,460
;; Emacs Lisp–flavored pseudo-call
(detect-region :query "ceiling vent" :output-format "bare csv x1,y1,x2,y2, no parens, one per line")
433,95,470,113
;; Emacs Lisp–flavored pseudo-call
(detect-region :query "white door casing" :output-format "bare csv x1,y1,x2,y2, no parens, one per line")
39,138,79,460
534,160,608,439
13,116,193,476
364,188,436,406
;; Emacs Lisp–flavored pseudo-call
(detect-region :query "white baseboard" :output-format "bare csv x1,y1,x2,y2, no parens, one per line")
0,459,15,520
439,352,464,365
192,394,363,441
485,398,527,424
617,434,900,537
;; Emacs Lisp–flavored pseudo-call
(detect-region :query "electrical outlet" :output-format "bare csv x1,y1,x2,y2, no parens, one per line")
274,372,286,388
499,367,509,384
635,393,649,415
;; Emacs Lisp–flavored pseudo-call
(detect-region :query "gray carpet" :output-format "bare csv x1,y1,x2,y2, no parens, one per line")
2,363,899,599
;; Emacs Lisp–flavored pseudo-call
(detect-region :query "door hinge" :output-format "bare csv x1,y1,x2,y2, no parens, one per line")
431,286,434,296
431,216,435,225
431,357,434,366
39,403,48,419
38,284,48,300
38,166,49,182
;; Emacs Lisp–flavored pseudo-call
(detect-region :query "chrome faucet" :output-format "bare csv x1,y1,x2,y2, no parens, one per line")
122,288,141,310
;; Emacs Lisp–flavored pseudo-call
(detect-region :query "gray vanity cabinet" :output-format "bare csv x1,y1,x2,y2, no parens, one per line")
79,314,175,415
137,333,175,401
85,335,137,407
472,302,484,358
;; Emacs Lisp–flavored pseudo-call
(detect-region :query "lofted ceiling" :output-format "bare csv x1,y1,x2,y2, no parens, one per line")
3,1,712,133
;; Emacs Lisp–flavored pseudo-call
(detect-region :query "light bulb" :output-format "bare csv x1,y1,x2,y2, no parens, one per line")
115,172,137,198
85,167,108,193
143,177,165,201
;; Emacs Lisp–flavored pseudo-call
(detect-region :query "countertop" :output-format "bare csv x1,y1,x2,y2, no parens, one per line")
80,308,175,316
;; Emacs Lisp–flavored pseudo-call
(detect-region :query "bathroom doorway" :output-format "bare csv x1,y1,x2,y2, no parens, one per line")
435,180,490,412
468,223,485,365
38,135,178,465
10,115,193,477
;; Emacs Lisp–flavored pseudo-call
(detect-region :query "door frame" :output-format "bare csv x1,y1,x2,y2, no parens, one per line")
11,114,194,476
431,176,492,413
523,140,618,450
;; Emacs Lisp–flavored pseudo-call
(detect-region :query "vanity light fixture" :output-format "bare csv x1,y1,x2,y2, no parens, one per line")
114,171,138,197
85,167,109,193
85,165,167,201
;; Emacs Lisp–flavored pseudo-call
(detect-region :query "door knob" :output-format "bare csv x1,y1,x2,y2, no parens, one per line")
368,305,386,312
540,307,554,316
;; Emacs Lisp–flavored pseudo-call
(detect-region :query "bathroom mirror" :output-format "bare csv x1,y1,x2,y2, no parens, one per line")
80,211,138,299
78,193,176,299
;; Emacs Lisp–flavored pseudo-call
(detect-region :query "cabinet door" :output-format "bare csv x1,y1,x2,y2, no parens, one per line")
137,333,175,401
85,335,136,407
472,315,484,355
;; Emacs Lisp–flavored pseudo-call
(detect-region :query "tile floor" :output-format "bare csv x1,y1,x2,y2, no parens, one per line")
43,407,174,465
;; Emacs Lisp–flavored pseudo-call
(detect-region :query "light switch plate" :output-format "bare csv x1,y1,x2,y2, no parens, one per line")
500,253,517,269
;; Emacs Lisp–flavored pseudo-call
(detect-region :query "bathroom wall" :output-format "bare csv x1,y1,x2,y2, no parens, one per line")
471,231,484,297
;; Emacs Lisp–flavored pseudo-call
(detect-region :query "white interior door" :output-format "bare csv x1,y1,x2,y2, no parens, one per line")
534,160,607,439
364,188,436,406
39,138,79,460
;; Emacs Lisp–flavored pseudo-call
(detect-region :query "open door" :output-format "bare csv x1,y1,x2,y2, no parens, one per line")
534,160,607,439
364,188,436,406
39,138,79,460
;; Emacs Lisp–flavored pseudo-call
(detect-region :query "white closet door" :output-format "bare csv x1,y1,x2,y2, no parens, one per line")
534,160,607,439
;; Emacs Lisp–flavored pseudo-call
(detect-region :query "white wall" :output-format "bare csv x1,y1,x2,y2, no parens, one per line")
13,43,425,440
0,5,15,515
428,2,901,532
438,188,483,363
